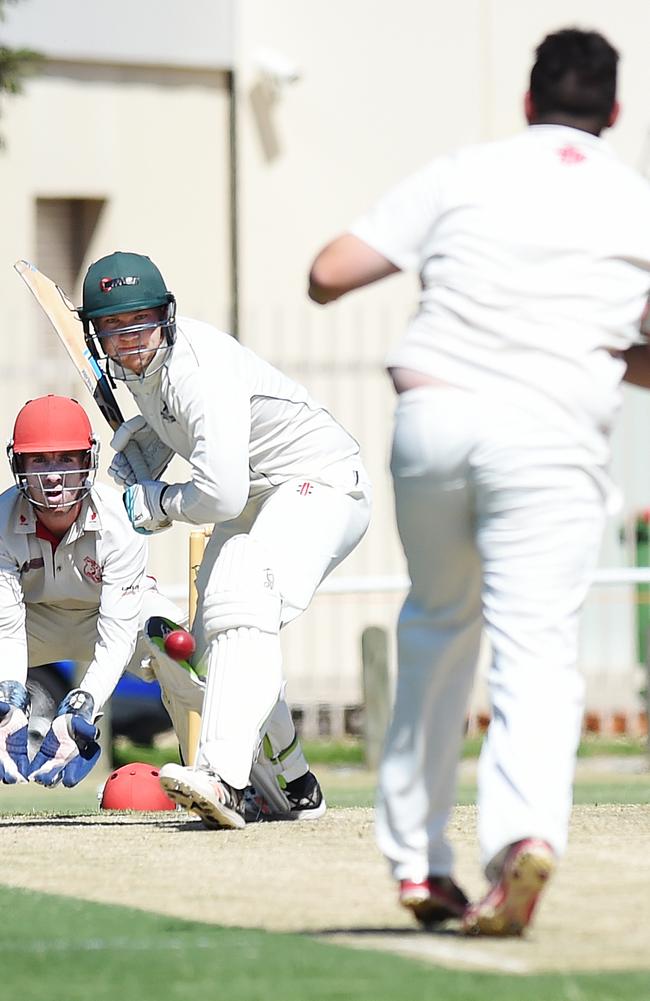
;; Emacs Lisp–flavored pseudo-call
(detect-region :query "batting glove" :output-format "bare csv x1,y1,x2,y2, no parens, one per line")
0,680,30,784
109,416,174,487
123,481,172,535
108,450,138,488
29,689,101,788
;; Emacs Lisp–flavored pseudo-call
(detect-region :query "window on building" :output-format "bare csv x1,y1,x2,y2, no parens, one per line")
35,197,105,359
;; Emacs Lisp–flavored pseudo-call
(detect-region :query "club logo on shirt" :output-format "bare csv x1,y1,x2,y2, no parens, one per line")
556,144,586,165
82,556,103,584
297,481,313,496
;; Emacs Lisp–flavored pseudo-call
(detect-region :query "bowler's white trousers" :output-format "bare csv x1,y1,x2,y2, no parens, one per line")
376,387,607,880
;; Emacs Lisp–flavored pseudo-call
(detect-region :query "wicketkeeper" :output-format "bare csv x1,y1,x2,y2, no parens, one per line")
0,394,186,787
78,251,372,829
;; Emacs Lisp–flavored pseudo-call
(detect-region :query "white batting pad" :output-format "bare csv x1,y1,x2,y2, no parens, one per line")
195,535,284,788
195,628,283,788
202,534,282,637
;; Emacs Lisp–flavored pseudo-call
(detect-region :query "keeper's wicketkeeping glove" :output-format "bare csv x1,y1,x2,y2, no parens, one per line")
0,679,30,784
29,689,101,788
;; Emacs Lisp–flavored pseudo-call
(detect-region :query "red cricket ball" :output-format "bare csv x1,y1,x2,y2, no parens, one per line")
164,629,196,662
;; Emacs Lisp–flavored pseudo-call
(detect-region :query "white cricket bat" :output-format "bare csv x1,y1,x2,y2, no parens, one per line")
13,260,151,480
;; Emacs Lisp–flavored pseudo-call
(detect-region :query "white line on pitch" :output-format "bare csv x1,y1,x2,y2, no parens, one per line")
386,936,531,973
323,933,531,974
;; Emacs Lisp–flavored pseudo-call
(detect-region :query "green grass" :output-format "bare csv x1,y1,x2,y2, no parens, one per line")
112,737,368,769
112,734,649,771
303,738,366,765
454,780,650,807
576,735,648,758
1,886,647,1001
309,762,650,809
112,742,181,769
1,751,648,817
463,734,649,760
572,779,650,805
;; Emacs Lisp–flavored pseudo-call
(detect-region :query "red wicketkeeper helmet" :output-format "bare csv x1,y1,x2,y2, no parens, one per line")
100,762,177,811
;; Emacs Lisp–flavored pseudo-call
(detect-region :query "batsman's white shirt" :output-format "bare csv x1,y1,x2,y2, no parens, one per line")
124,316,370,788
351,124,650,450
127,317,364,526
0,483,148,710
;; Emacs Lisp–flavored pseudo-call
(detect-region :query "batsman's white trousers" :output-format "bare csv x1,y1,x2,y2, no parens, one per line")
192,473,371,787
376,387,607,881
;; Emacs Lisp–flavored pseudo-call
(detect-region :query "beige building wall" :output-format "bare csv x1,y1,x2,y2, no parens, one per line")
0,3,233,605
1,1,650,715
234,1,650,714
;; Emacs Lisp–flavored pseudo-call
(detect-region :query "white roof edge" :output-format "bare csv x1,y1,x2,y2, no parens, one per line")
1,0,235,71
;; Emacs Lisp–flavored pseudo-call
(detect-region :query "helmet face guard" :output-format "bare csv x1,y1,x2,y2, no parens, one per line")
79,252,176,382
8,396,99,510
87,300,176,382
10,451,98,510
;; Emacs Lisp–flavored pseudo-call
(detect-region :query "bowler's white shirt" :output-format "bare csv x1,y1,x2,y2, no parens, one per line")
0,483,147,709
127,318,364,525
350,125,650,448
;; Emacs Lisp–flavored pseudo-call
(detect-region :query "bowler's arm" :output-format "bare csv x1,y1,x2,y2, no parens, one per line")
308,234,399,304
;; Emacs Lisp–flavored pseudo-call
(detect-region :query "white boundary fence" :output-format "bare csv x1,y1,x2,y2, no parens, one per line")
316,567,650,592
163,564,650,600
316,568,650,763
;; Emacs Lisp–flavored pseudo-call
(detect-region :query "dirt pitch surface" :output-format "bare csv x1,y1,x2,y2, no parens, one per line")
1,798,649,975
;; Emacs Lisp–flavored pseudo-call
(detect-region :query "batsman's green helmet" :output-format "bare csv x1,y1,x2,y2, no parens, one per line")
80,251,174,321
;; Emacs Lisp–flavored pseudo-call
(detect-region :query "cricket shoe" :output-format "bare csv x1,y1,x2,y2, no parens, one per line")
243,770,327,822
462,838,555,936
399,876,469,926
158,763,245,830
285,770,327,819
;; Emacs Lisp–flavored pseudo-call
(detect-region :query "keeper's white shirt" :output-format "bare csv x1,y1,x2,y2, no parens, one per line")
350,125,650,448
127,318,365,526
0,483,147,710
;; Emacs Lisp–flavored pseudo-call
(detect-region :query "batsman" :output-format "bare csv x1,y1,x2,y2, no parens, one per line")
0,394,185,787
79,251,371,829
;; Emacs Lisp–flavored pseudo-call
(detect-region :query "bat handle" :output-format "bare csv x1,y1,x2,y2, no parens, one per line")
123,440,153,482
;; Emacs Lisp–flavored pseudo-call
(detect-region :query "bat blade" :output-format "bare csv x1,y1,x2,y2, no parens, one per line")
14,260,123,426
14,260,151,480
